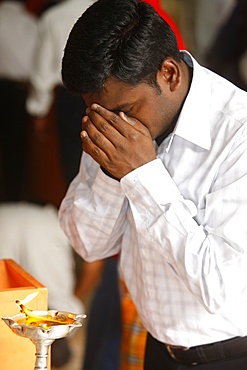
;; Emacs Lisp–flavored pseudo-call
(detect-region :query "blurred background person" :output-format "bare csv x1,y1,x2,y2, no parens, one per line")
26,0,93,189
0,0,38,201
167,0,235,64
193,0,235,63
205,0,247,91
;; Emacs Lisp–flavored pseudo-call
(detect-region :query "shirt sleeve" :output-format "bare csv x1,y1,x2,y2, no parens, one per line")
120,153,247,313
59,153,128,261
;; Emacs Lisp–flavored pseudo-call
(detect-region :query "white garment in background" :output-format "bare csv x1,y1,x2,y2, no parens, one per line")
194,0,235,61
59,51,247,347
26,0,93,117
0,202,84,314
0,1,38,81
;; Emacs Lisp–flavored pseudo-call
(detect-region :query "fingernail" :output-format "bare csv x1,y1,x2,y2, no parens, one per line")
80,131,87,138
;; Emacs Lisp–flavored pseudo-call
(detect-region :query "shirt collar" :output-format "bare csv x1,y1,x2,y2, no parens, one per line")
170,51,212,151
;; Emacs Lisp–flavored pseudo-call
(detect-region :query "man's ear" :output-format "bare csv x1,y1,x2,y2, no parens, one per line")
157,58,181,91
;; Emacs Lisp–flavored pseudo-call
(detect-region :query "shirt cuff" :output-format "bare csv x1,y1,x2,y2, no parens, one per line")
92,164,124,199
26,88,52,117
120,158,181,206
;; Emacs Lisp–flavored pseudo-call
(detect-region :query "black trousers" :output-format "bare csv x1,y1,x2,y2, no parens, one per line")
55,86,87,186
144,333,247,370
81,258,122,370
0,79,29,201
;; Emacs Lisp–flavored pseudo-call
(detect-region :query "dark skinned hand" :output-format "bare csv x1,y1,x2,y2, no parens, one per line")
80,104,156,180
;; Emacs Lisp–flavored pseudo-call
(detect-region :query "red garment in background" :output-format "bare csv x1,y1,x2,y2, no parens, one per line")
144,0,186,49
25,0,50,16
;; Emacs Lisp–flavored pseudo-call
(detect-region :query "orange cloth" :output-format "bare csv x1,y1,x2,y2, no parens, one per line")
120,285,147,370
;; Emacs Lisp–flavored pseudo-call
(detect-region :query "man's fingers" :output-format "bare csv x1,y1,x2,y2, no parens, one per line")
80,129,111,163
89,105,123,134
82,114,120,147
90,104,151,138
119,111,149,136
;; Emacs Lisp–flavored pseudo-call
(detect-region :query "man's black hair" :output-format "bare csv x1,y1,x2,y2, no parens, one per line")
62,0,182,95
